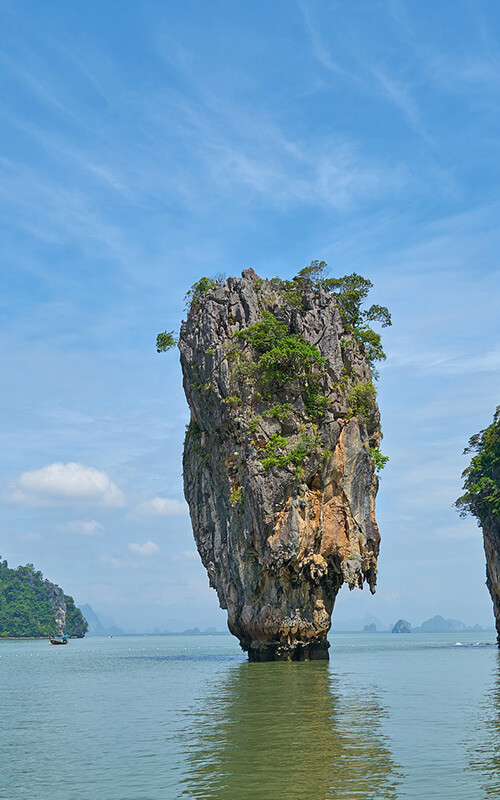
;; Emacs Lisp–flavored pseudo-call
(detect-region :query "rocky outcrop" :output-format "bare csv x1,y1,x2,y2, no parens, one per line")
456,406,500,645
46,582,88,637
392,619,411,634
46,581,67,635
483,520,500,642
179,268,384,661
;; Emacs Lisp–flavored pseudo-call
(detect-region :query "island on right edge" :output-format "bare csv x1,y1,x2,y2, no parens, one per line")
456,406,500,644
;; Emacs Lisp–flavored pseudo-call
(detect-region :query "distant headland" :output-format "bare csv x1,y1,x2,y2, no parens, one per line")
0,558,87,639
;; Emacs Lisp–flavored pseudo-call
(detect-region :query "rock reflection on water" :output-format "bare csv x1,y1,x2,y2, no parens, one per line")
179,661,400,799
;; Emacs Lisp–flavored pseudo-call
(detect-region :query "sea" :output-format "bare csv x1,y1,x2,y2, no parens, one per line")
1,630,499,799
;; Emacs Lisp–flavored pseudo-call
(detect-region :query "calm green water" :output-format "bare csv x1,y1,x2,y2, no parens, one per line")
1,631,499,799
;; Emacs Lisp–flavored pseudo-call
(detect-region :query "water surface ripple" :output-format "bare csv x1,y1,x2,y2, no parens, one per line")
0,631,498,799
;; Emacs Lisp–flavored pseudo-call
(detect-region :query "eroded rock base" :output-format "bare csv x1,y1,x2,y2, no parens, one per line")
484,529,500,646
247,640,330,662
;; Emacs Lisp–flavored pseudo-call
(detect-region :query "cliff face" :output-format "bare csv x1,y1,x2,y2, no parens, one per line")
482,519,500,642
46,580,67,635
180,269,382,661
42,583,88,637
456,406,500,645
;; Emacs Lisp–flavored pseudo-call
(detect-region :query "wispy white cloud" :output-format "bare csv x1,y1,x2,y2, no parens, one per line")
9,462,125,508
98,557,124,571
150,29,410,213
134,496,188,517
128,540,160,556
0,157,132,258
0,51,80,122
370,66,431,142
435,522,481,542
58,519,104,536
297,1,356,80
203,132,407,212
299,1,430,142
386,342,500,376
387,0,500,98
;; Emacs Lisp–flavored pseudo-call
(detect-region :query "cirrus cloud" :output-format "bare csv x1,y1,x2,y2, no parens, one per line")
10,462,125,508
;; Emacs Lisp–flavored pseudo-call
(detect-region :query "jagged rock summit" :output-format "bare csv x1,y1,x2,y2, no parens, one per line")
179,264,389,661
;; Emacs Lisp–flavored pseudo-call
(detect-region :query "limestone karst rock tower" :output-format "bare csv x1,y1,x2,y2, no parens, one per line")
179,264,389,661
457,406,500,643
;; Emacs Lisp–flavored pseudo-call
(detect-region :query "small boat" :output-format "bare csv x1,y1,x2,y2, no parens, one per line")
49,636,68,645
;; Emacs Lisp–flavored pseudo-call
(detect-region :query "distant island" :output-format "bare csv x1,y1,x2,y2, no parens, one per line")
77,605,227,637
353,613,487,633
392,619,412,633
407,615,486,633
417,614,483,633
0,558,87,638
79,604,124,636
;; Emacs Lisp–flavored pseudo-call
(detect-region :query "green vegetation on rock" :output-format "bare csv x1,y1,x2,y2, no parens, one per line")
156,330,177,353
320,274,391,369
172,262,390,475
266,262,391,371
369,446,390,473
236,311,328,420
456,406,500,522
229,487,243,506
262,403,293,421
63,594,88,637
0,559,88,638
184,273,226,311
185,276,217,310
347,381,377,423
260,432,322,470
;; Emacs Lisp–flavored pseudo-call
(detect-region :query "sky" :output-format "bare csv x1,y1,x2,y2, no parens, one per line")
1,0,499,632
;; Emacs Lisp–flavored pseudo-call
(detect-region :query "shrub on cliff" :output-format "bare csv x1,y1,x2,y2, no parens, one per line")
268,263,392,371
456,406,500,523
236,311,327,418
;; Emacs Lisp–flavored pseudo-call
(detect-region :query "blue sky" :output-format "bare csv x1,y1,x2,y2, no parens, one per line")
1,0,499,631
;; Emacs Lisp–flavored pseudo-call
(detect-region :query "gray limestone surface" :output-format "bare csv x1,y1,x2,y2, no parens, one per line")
179,269,382,660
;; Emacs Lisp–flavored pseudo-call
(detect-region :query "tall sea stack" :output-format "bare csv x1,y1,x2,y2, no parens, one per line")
179,265,389,661
456,406,500,643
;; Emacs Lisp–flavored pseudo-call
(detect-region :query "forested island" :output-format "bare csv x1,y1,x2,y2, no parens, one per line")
0,559,87,638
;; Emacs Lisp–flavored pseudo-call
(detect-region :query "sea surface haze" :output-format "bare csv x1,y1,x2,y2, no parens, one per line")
1,631,498,799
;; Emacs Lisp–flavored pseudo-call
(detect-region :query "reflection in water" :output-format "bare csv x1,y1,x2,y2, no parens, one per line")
179,661,400,799
470,652,500,796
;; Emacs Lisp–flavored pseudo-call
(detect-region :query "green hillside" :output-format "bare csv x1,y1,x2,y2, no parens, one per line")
0,559,88,638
